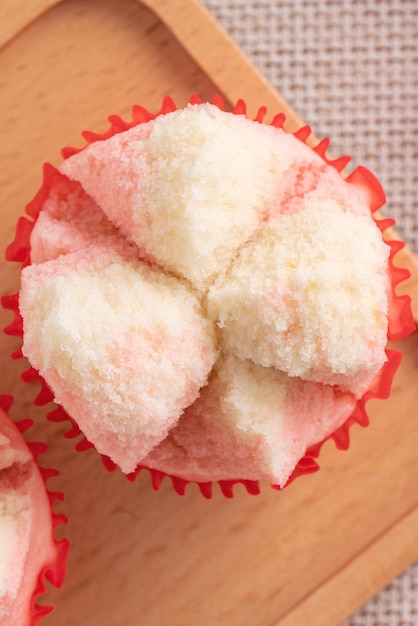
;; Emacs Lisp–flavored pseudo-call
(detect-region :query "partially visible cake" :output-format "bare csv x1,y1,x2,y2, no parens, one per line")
0,405,60,624
16,101,404,489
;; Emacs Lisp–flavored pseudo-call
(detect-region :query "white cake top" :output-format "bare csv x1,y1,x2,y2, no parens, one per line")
59,104,333,289
208,198,389,394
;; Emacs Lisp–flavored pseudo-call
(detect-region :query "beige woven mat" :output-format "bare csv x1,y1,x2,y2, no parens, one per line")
199,0,418,624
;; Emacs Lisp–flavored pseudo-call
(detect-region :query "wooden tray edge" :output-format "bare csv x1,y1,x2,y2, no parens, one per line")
0,0,304,129
274,503,418,626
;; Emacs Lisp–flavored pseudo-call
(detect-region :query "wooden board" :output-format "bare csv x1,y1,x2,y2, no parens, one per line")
0,1,417,624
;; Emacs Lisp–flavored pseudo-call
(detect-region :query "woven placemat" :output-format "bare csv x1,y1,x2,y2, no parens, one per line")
199,1,418,624
201,0,418,254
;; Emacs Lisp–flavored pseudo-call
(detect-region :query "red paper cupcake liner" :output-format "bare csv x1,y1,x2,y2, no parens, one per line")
0,394,69,624
2,95,415,498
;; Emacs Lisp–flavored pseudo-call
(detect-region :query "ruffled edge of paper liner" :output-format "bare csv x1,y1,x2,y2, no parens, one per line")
0,394,70,624
2,95,416,499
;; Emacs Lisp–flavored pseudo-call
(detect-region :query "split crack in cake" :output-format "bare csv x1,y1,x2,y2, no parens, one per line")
7,97,414,494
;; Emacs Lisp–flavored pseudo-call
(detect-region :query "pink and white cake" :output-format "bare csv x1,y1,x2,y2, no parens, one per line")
0,397,68,624
8,97,414,493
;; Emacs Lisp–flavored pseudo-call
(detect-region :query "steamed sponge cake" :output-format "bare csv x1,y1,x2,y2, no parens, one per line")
0,493,31,623
0,407,57,625
0,430,31,623
19,102,392,485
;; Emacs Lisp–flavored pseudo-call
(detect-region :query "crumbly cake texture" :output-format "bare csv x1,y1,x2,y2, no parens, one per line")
143,354,356,483
207,201,389,396
0,403,64,625
20,243,218,474
15,99,408,489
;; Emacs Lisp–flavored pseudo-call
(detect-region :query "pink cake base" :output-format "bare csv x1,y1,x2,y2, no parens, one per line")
0,395,69,624
20,347,400,499
2,95,415,498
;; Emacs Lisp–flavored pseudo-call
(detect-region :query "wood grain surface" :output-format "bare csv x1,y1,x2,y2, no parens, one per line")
1,1,417,625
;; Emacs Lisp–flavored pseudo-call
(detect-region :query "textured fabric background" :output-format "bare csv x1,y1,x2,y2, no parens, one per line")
200,0,418,253
198,1,418,624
